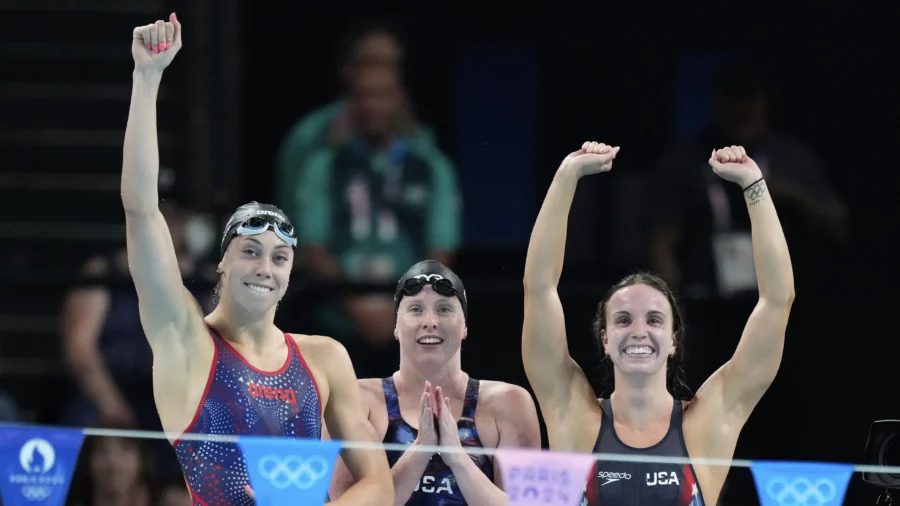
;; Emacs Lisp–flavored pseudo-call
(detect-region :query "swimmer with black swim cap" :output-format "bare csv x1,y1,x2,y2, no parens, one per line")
219,202,297,257
393,260,469,319
327,260,542,505
213,201,297,304
523,142,795,505
121,14,392,506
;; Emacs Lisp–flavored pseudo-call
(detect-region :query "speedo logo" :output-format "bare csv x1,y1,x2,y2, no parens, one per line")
597,471,631,486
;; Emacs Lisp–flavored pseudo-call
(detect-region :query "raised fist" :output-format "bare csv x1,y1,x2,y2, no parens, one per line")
561,141,620,178
709,145,763,188
132,13,182,73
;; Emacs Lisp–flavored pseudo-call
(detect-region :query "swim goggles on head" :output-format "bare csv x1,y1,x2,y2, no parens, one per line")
399,275,458,298
233,216,298,248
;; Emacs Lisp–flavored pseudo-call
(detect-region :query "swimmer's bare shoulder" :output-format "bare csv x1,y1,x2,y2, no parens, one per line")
290,333,380,410
356,378,389,437
320,376,384,443
472,380,542,449
290,334,384,425
290,334,388,458
475,380,533,413
289,333,339,406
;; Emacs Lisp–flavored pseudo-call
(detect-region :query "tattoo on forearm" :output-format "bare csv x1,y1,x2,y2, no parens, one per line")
744,179,767,206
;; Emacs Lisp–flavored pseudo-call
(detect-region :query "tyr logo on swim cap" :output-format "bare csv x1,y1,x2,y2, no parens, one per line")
394,260,467,321
220,201,297,258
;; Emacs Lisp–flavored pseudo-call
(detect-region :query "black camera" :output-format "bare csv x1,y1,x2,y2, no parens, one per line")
863,420,900,488
864,420,900,505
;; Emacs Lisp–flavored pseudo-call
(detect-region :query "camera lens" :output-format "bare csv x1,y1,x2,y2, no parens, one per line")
885,437,900,469
863,420,900,488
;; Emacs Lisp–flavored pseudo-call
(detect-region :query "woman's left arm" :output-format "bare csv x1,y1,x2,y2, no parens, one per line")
696,145,796,424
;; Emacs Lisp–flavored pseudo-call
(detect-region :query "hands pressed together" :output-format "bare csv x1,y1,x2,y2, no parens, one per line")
414,381,466,468
243,382,468,501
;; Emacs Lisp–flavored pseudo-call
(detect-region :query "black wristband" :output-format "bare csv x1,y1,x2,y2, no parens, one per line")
742,177,765,191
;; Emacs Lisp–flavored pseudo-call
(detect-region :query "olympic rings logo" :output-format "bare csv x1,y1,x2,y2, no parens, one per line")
764,476,837,506
746,183,766,201
21,485,52,501
257,455,330,489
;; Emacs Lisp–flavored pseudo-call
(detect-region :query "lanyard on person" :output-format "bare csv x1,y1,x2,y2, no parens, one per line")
347,138,407,244
706,150,769,296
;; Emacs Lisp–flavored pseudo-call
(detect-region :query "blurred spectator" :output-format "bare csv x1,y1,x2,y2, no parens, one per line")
297,63,461,376
67,420,155,506
0,391,19,421
274,19,444,224
648,58,847,299
59,195,214,474
156,471,192,506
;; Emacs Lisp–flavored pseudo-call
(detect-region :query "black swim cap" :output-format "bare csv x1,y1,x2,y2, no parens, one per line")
220,202,295,258
394,260,467,321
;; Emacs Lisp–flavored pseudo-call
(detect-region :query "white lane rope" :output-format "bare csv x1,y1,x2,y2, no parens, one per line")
74,426,900,474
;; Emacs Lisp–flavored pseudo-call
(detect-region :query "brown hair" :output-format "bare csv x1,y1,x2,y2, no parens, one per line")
591,271,692,400
211,277,223,306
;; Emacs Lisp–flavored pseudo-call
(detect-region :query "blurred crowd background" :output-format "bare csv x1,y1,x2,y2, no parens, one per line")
0,1,897,505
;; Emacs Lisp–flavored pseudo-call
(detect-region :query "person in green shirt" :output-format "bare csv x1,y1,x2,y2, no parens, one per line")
296,64,461,377
275,20,443,223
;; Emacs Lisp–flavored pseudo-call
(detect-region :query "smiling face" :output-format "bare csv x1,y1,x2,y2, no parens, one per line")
395,285,467,364
218,231,293,315
601,283,677,379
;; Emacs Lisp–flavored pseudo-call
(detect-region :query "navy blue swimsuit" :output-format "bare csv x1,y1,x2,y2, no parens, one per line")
174,330,322,505
382,377,495,505
582,399,705,505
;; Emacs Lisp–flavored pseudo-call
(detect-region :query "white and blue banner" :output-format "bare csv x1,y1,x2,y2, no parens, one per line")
238,436,341,506
0,425,85,506
750,460,853,506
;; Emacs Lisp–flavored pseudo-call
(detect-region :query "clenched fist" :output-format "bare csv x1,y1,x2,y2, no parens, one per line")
709,145,764,188
132,13,182,74
560,141,621,178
